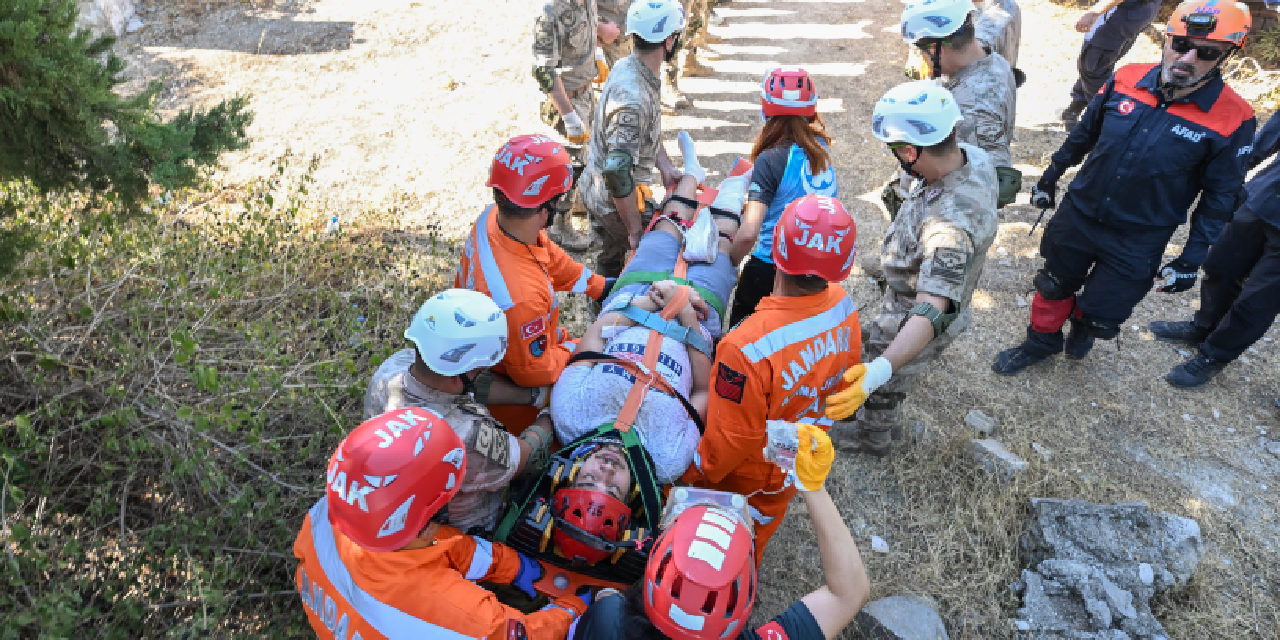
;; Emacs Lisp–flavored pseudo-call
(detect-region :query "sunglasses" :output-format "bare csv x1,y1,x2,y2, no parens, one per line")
1169,36,1229,61
913,38,948,52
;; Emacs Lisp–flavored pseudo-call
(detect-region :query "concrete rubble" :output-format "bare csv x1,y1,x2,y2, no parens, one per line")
968,439,1028,479
1012,499,1204,639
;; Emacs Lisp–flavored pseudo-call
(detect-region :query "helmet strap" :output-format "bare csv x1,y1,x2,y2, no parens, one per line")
664,32,683,63
929,41,943,80
894,145,925,180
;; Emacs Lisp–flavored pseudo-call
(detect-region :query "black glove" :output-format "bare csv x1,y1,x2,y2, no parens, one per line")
1156,258,1199,293
599,277,617,301
1030,179,1056,209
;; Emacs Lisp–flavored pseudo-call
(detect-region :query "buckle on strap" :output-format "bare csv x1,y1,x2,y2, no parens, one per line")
618,304,713,359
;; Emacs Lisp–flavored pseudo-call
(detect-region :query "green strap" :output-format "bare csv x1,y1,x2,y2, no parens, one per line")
612,269,726,320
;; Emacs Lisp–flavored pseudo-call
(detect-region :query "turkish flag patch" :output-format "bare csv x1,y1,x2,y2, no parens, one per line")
520,316,547,341
756,621,791,639
715,362,746,404
1117,99,1135,115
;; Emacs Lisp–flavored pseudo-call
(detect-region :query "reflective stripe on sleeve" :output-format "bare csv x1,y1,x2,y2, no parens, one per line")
308,498,477,639
475,206,515,311
465,538,494,581
571,268,594,294
740,297,857,364
748,505,775,526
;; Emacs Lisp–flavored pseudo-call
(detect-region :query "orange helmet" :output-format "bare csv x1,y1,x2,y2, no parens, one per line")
1166,0,1251,48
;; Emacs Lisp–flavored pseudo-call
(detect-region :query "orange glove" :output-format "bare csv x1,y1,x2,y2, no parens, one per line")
594,49,610,84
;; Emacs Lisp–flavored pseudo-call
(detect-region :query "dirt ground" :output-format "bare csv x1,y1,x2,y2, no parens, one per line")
117,0,1279,636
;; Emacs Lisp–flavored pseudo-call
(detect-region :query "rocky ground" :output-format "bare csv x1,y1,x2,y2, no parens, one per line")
114,0,1279,636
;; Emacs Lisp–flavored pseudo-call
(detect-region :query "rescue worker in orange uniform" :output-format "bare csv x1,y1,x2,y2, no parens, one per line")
682,193,861,558
293,409,591,639
456,134,612,433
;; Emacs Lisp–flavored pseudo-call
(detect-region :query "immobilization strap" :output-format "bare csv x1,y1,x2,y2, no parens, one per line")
567,350,706,435
618,304,713,359
614,281,689,434
612,270,725,320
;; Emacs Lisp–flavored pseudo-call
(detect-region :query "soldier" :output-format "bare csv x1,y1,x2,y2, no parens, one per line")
598,0,633,67
533,0,617,231
1060,0,1162,131
579,0,687,278
828,81,998,456
891,0,1020,214
975,0,1021,66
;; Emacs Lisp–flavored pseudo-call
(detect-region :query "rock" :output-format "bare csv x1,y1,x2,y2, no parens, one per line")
855,594,949,640
871,536,890,553
1032,442,1053,460
125,15,144,33
1016,295,1028,307
1266,440,1280,459
965,409,998,435
1013,499,1205,639
967,439,1027,479
75,0,137,36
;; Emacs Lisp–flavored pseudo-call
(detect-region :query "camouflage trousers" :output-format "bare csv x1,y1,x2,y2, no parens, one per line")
540,86,596,213
850,288,957,436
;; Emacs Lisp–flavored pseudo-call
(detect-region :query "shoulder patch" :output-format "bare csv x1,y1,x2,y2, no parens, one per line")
521,316,547,341
755,621,791,639
925,247,968,288
714,362,746,404
530,334,548,357
473,420,511,467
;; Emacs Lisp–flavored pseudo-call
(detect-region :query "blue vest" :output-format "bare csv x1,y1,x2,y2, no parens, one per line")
752,142,838,264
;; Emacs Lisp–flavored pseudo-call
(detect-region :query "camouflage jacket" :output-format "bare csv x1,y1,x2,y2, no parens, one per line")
882,143,998,336
363,348,521,533
946,51,1017,168
975,0,1021,66
533,0,599,91
596,0,630,30
580,54,664,215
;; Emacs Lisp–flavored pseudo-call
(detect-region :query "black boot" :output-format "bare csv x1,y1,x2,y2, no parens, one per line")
1148,320,1210,346
1166,351,1230,389
1065,318,1095,360
992,327,1063,376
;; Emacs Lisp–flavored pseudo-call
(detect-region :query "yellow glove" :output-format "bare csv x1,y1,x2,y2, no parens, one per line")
824,356,893,421
793,423,834,492
595,49,610,84
562,110,590,145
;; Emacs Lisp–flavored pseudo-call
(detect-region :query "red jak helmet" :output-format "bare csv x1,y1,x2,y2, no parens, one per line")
772,193,857,282
551,487,632,565
761,67,818,118
325,407,466,553
643,505,757,639
487,134,574,209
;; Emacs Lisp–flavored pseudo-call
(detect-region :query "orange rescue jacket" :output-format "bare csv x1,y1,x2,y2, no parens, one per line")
293,497,586,640
683,285,860,551
456,205,606,388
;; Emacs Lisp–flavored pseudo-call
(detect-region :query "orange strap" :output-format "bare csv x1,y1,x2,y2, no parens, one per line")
612,256,690,433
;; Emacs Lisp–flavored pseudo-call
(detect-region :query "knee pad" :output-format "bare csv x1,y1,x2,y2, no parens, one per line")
602,150,636,199
1033,269,1074,300
1082,315,1121,340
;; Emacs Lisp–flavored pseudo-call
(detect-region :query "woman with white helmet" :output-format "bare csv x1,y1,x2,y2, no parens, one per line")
826,80,999,457
362,288,554,533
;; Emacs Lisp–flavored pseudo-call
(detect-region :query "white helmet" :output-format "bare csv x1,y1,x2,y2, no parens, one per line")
405,289,508,376
626,0,685,43
900,0,977,44
871,80,963,147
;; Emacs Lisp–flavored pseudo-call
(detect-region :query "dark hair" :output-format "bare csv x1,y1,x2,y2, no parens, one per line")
779,271,829,295
493,187,554,218
621,582,666,639
751,113,833,175
632,34,668,54
944,18,976,49
921,133,959,159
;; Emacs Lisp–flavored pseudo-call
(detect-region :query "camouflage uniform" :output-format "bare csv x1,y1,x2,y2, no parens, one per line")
889,50,1018,213
849,143,998,442
363,349,522,534
579,54,664,278
597,0,633,67
974,0,1021,66
534,0,599,196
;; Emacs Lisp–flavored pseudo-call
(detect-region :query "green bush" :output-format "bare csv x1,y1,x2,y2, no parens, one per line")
1245,26,1280,67
0,159,457,636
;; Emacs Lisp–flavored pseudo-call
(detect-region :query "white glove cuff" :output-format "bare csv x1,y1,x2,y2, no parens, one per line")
562,110,584,130
864,356,893,391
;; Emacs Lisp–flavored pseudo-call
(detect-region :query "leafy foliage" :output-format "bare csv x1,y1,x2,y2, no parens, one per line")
0,0,252,277
0,159,457,636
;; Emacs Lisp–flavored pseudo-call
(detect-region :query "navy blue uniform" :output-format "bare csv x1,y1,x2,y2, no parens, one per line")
1023,63,1255,356
1069,0,1161,105
571,595,825,640
1190,115,1280,362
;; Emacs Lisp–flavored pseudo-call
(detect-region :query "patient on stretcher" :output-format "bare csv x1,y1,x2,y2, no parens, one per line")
551,149,752,485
